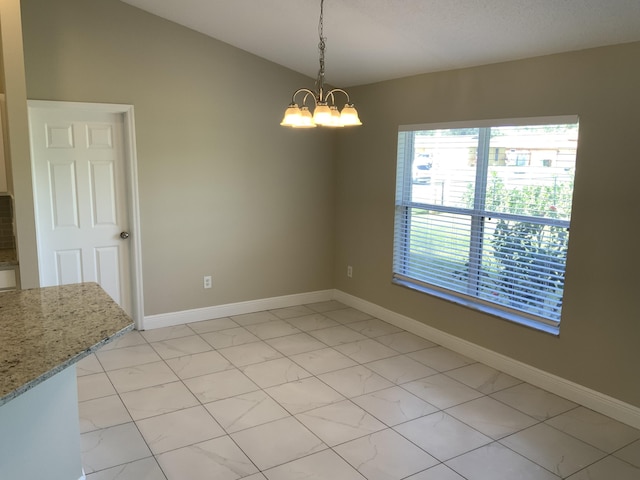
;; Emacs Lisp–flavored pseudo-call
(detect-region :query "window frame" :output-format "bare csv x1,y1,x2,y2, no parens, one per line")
393,116,579,335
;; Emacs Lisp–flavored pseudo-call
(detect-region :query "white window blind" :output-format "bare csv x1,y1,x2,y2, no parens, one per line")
393,118,579,329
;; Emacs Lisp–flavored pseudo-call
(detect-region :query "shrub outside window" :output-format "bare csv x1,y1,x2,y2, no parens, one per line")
393,117,579,333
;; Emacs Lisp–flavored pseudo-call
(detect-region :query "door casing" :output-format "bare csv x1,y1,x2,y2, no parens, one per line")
28,100,144,329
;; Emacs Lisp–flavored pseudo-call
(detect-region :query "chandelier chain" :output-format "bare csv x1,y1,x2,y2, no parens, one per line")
316,0,326,94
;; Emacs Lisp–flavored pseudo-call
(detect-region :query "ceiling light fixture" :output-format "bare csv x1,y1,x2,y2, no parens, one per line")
280,0,362,128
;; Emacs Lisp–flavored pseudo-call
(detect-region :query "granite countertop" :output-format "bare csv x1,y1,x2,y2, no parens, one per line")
0,248,17,267
0,282,133,406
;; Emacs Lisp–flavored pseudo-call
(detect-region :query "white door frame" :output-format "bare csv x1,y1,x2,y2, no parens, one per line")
28,100,145,330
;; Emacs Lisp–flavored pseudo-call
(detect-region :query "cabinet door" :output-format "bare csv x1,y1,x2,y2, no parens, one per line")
0,269,16,290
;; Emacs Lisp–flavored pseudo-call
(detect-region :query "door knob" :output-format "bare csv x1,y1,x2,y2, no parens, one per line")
120,231,130,239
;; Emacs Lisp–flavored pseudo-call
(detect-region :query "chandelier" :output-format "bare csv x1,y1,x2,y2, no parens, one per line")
280,0,362,128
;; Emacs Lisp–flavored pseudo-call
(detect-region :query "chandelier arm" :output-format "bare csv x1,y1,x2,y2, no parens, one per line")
291,88,319,106
325,88,352,105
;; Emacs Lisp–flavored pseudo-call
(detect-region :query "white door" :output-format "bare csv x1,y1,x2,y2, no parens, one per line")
29,106,133,315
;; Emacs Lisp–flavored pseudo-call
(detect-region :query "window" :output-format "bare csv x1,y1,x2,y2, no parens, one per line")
393,117,579,332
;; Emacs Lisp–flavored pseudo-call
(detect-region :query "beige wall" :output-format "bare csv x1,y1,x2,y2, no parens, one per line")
21,0,336,314
17,0,640,407
335,42,640,407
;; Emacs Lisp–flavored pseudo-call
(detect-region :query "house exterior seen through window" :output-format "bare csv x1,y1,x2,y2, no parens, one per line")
393,117,579,333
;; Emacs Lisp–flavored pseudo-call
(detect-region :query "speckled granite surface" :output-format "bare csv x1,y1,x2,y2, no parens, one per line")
0,248,17,267
0,282,133,405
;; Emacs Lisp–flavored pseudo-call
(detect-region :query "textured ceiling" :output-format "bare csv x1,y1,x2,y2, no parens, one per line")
120,0,640,87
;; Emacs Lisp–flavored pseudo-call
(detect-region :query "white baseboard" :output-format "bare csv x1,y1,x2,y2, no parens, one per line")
333,290,640,430
141,287,640,429
142,289,334,330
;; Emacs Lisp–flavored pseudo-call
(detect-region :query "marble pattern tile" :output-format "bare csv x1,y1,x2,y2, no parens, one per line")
375,331,437,353
139,325,195,343
200,327,260,349
266,332,327,356
446,396,538,439
318,365,393,398
241,357,312,388
135,405,225,454
183,368,259,403
402,373,484,409
76,354,104,376
79,394,132,433
70,303,640,480
156,436,258,480
323,308,372,324
445,363,521,394
232,311,280,326
346,318,403,338
98,331,147,352
244,320,301,340
218,341,283,367
106,361,179,393
408,346,475,372
289,347,357,375
395,411,492,461
308,325,368,346
335,428,438,480
365,354,437,384
500,423,607,478
95,344,162,371
305,300,347,313
490,383,578,421
566,455,640,480
231,417,327,470
406,464,466,480
544,406,640,453
295,400,386,446
614,439,640,468
263,449,364,480
119,381,200,420
80,422,152,474
85,457,166,480
352,386,438,426
149,335,212,360
265,377,345,414
269,305,315,319
334,338,399,363
165,350,233,379
187,317,239,334
204,390,290,433
77,372,117,402
283,313,339,332
445,442,560,480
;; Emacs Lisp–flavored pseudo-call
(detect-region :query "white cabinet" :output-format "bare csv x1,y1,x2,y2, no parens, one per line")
0,268,16,290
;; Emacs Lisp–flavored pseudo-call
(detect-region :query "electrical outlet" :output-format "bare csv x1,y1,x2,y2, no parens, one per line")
347,265,353,278
203,275,212,289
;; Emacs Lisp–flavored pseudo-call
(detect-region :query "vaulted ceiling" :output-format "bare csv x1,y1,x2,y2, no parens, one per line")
120,0,640,87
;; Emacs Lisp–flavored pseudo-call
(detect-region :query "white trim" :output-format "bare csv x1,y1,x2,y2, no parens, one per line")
79,469,86,480
143,290,334,330
399,114,579,132
27,100,145,330
333,290,640,430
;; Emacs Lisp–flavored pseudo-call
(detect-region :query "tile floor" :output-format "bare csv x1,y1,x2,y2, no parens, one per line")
76,301,640,480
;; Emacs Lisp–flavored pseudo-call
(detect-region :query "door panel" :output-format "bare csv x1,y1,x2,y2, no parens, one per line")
30,107,132,314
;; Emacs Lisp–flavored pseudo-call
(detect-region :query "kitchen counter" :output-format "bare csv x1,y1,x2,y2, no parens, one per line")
0,282,133,406
0,282,133,480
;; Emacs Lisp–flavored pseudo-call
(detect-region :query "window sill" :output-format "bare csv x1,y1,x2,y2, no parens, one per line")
392,278,560,336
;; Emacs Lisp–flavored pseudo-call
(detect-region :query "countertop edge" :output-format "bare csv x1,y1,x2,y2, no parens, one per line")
0,322,134,407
